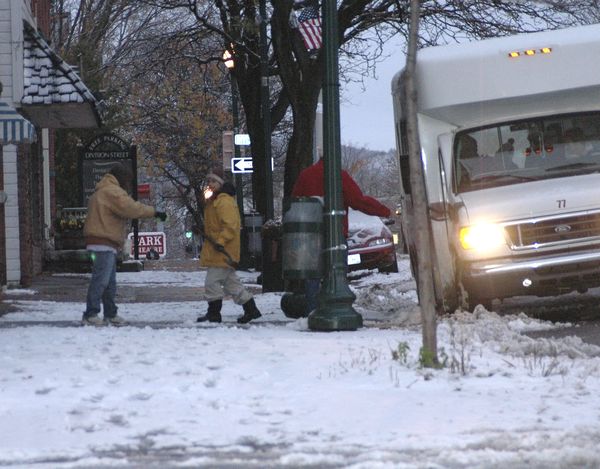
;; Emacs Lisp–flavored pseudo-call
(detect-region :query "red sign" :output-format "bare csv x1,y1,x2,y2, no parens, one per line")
127,231,166,257
137,183,151,198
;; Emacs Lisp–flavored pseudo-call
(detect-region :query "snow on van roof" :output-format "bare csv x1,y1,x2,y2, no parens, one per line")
392,23,600,128
418,22,600,62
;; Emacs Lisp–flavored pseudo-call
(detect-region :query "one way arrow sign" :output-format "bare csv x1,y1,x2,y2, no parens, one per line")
231,157,253,173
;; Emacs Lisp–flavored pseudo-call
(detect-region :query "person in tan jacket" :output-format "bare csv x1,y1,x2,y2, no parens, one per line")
82,162,166,326
196,169,262,324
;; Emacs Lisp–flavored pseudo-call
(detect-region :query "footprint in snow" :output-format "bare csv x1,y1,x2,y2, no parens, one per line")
129,392,152,401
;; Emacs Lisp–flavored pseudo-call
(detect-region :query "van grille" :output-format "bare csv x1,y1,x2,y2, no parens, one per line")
505,213,600,248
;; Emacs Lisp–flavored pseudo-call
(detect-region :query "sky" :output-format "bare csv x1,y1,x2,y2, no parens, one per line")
2,259,600,467
340,38,406,153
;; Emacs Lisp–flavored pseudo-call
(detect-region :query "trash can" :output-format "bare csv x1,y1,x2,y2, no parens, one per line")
244,212,263,269
282,197,323,279
261,218,284,292
280,197,323,318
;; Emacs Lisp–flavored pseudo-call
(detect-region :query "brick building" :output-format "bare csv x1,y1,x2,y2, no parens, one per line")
0,0,100,287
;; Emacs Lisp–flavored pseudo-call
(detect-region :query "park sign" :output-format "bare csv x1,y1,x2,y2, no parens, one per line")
127,232,166,257
80,133,136,206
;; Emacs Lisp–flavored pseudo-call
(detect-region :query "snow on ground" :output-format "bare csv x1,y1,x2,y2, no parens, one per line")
1,259,600,468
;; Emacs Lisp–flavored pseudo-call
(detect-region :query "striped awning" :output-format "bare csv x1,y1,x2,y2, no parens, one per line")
0,102,37,144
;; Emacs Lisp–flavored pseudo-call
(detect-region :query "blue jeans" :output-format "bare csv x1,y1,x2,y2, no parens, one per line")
305,278,321,316
84,250,118,319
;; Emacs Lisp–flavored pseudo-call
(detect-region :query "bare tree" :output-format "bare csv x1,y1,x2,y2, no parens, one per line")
51,0,167,207
53,0,594,217
125,54,232,230
341,145,398,199
137,0,591,215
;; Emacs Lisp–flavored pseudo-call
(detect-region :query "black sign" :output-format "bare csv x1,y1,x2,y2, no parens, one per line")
80,133,134,206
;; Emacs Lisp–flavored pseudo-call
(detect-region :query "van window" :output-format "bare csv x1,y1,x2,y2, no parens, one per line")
454,112,600,192
397,119,411,194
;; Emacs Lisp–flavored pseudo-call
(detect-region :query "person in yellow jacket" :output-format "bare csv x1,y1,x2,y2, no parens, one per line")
197,169,262,324
82,162,166,326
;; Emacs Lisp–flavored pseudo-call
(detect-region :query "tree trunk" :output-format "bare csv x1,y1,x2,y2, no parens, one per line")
283,92,320,197
271,1,323,198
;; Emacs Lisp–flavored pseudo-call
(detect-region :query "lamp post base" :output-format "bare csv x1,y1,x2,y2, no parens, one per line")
308,303,363,331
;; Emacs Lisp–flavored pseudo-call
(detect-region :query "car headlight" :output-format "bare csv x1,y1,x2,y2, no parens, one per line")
459,224,506,251
367,238,388,248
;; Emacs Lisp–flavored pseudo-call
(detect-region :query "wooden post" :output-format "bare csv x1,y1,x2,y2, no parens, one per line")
405,0,438,366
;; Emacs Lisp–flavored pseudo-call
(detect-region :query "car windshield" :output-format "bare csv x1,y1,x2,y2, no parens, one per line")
347,209,388,247
454,112,600,192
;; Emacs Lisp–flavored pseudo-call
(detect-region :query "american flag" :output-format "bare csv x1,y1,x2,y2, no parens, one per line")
297,6,322,51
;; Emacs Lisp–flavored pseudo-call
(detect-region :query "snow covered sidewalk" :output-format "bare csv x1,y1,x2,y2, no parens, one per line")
1,264,600,468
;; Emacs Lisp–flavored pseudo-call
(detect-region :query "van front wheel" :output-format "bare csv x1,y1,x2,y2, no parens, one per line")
467,295,492,312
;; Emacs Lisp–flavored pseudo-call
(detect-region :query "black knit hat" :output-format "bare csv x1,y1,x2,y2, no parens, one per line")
109,162,133,192
206,167,225,185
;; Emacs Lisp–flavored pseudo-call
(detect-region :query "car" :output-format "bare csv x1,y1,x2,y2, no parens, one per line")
347,208,399,273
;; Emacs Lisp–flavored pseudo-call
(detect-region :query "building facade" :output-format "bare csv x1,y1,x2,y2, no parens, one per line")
0,0,100,287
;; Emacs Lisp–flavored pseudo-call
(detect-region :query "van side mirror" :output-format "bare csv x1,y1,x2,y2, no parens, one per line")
383,218,395,226
428,202,447,221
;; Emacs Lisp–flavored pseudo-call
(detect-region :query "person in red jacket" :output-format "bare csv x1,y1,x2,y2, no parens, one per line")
291,157,390,237
291,155,391,315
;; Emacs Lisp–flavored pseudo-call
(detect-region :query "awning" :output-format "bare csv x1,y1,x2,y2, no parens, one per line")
0,102,36,144
20,22,101,129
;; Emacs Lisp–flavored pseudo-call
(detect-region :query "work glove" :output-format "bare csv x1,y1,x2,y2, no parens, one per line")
214,243,226,253
155,211,167,222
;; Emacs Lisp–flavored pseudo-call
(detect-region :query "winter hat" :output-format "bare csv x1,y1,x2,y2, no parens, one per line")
206,167,225,185
109,162,133,191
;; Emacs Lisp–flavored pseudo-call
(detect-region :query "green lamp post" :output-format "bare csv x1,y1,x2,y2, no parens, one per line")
223,49,245,221
308,0,362,331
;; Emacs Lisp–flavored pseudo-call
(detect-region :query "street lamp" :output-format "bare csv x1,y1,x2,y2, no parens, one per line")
223,48,247,254
223,49,234,69
307,0,362,331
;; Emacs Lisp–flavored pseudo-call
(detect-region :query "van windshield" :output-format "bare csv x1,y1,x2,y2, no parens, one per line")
454,112,600,193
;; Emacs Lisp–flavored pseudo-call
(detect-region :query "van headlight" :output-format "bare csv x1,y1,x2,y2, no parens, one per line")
459,224,506,251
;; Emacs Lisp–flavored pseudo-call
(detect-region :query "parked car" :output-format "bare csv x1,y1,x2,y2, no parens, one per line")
347,208,398,273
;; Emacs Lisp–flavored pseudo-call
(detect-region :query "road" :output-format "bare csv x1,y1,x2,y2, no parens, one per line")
491,291,600,346
2,257,600,345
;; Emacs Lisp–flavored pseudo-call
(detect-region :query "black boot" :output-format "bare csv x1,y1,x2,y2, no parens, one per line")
197,299,222,323
237,298,262,324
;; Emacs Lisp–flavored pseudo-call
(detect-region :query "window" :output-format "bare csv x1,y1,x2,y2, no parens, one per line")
454,112,600,193
397,119,411,194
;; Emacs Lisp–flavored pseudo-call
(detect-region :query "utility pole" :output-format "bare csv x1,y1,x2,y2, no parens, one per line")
405,0,439,366
224,48,250,269
223,51,245,222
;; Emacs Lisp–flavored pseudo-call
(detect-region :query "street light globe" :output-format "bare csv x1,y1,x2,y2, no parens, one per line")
223,50,234,69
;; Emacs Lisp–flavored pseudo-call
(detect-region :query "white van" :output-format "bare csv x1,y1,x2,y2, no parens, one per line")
392,24,600,312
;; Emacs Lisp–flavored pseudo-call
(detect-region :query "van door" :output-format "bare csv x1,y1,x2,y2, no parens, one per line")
428,133,459,312
396,119,417,275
